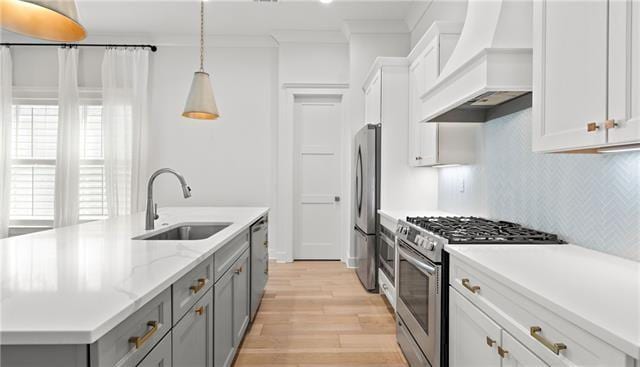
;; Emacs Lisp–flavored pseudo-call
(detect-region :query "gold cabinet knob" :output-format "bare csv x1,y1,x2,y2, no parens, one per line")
189,278,207,294
486,337,496,347
586,122,600,132
195,306,204,316
604,119,618,129
234,266,243,275
498,346,509,358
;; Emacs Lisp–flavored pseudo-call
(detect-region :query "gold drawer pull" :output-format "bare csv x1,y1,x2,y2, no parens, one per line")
234,266,243,275
189,278,207,294
530,326,567,355
604,119,618,129
461,278,480,294
586,122,600,132
498,346,509,358
195,306,205,315
486,336,496,347
129,321,158,349
264,240,268,247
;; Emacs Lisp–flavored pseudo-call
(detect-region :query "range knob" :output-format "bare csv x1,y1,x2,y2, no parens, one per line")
425,240,436,251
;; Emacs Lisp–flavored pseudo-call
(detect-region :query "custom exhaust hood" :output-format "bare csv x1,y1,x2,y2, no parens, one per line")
421,0,533,123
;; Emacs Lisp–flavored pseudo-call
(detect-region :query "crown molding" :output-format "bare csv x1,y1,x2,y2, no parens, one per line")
341,20,410,40
281,83,349,90
270,30,347,44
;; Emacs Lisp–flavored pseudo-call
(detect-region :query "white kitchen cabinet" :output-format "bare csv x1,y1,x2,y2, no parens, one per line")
407,22,481,167
533,0,640,152
364,69,382,124
607,0,640,145
449,254,635,367
449,288,502,367
501,330,549,367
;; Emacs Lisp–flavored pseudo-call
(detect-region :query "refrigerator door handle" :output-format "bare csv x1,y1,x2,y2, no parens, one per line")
356,146,363,216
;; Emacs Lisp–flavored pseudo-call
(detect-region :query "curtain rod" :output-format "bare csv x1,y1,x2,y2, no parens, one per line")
0,43,158,52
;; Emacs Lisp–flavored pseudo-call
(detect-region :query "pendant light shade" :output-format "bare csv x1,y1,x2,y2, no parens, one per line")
183,71,219,120
0,0,86,42
183,0,219,120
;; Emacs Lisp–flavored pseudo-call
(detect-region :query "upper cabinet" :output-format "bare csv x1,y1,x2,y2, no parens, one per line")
533,0,640,152
364,69,382,125
407,22,481,167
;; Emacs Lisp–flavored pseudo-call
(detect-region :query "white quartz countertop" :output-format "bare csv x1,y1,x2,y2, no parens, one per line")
445,244,640,359
0,206,268,345
378,208,459,223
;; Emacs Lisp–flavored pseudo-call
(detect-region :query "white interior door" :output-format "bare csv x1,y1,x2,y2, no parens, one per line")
294,95,343,260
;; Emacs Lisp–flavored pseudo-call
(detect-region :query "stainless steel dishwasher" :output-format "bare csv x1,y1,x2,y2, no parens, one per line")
250,216,268,321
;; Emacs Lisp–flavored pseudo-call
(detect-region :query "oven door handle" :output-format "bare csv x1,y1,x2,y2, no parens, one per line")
398,246,436,275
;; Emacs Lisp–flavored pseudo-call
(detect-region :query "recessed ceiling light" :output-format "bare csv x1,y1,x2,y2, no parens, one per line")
319,0,333,4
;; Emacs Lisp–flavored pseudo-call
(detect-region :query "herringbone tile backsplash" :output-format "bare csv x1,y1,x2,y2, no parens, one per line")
438,108,640,261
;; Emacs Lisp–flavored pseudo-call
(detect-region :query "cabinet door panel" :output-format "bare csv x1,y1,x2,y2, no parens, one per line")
137,332,172,367
449,287,501,367
501,331,548,367
533,0,608,151
233,250,251,346
172,288,213,367
214,270,235,367
608,0,640,144
409,59,425,166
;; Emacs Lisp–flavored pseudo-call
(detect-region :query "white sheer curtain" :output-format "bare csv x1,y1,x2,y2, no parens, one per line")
0,47,12,238
102,48,149,216
54,47,80,228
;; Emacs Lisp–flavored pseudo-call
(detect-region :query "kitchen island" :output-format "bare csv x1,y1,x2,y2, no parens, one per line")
0,206,269,367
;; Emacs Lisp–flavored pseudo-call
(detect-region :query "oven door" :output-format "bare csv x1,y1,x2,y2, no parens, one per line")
377,228,395,282
397,240,441,367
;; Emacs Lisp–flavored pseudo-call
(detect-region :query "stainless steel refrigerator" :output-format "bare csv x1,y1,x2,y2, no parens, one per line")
353,124,380,291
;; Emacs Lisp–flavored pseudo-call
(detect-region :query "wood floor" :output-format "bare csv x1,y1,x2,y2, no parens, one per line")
234,261,408,367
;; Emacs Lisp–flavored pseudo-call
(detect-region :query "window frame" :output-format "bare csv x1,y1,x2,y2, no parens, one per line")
9,87,106,229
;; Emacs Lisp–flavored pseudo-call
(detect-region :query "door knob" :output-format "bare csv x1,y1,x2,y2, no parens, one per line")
334,196,340,202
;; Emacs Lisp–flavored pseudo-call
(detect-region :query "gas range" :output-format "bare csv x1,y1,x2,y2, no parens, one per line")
396,216,565,263
394,216,565,367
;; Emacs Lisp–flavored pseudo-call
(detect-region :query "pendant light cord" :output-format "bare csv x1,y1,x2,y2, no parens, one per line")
200,0,204,72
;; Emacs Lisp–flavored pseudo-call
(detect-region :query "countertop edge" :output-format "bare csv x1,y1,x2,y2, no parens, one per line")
0,207,269,346
445,245,640,359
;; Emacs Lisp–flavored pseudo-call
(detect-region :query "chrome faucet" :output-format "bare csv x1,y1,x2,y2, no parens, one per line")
146,168,192,230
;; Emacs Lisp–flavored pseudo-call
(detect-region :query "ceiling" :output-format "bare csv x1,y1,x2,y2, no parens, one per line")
73,0,422,37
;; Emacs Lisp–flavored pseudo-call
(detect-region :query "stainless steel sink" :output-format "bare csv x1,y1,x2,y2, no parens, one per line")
134,223,230,241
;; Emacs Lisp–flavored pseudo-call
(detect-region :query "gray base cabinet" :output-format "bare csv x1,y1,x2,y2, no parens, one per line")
214,248,250,367
233,251,250,346
250,216,268,321
137,331,172,367
0,220,268,367
214,265,236,367
172,287,214,367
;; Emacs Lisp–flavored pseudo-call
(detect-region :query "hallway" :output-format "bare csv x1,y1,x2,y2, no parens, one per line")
234,261,408,366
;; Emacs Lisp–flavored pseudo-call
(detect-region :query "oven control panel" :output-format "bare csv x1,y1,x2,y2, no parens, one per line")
396,220,445,263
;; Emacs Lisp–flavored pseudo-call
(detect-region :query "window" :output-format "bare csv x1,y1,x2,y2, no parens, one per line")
9,100,108,227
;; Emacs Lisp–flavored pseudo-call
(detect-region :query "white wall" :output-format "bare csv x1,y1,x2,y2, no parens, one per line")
278,42,349,84
147,45,277,210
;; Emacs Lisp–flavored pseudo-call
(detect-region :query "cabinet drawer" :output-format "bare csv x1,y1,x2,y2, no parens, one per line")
173,255,214,324
137,330,172,367
90,288,171,367
449,256,629,366
215,230,250,282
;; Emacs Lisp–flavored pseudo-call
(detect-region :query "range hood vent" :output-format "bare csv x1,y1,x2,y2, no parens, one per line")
421,0,533,123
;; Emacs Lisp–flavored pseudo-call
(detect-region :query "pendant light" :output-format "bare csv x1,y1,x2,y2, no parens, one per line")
183,0,219,120
0,0,86,42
